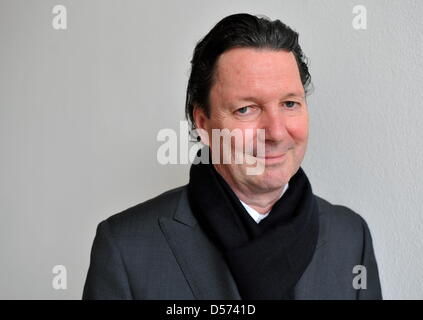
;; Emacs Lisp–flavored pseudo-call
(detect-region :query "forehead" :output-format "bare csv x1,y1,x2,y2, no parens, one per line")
212,47,304,100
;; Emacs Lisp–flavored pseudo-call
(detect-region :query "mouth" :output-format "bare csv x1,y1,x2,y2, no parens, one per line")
254,152,287,165
263,153,286,159
254,152,286,159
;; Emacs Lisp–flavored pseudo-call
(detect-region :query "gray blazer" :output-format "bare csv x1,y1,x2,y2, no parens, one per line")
83,185,382,300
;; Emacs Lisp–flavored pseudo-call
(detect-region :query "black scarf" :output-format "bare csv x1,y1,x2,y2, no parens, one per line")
187,147,319,299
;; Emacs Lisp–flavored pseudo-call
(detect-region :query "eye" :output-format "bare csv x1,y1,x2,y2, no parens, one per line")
233,105,261,120
235,106,253,115
284,101,298,108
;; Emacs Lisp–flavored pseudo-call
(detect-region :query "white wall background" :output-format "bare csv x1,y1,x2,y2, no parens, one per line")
1,0,422,299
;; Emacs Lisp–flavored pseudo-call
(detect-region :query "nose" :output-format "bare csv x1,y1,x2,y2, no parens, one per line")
260,106,287,143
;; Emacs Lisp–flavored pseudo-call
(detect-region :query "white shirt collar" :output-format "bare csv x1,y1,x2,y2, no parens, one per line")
239,183,289,224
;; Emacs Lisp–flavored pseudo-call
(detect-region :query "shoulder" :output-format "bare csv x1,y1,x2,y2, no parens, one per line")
300,195,381,299
314,194,370,244
100,185,187,238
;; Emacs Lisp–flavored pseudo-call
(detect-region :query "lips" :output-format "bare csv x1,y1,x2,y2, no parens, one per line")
264,153,286,159
254,152,287,159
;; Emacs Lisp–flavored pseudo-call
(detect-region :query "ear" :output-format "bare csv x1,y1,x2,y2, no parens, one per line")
193,105,207,129
193,105,210,145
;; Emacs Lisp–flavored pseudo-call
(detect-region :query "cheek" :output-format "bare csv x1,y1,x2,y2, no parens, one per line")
286,117,309,143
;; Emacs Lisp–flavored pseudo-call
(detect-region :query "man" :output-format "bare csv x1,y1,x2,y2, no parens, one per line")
83,13,382,300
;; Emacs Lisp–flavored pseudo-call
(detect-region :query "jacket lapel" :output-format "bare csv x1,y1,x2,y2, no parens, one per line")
294,197,329,299
158,187,241,300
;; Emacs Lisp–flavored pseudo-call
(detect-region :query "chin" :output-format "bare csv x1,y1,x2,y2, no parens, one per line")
247,171,288,191
266,166,292,184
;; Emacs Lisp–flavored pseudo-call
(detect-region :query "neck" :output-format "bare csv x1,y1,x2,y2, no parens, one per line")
213,164,285,215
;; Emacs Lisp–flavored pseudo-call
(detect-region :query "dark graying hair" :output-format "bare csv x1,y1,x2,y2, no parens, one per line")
185,13,312,131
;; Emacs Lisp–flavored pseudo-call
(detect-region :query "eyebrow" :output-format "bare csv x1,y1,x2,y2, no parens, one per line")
234,92,306,103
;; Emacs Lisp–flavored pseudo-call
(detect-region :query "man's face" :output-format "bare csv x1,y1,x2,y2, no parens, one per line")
194,47,309,193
